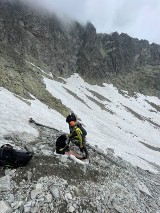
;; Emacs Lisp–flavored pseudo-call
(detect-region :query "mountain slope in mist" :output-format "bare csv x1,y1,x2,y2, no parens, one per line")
0,0,160,103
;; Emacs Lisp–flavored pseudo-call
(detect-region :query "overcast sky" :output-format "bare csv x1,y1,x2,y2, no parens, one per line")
26,0,160,44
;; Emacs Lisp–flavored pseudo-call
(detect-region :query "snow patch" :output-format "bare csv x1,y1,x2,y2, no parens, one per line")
0,73,160,172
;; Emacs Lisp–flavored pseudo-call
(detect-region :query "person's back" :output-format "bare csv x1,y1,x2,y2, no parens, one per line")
68,122,83,147
68,121,89,159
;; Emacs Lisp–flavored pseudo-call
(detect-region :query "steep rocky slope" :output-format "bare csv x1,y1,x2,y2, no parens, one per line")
0,120,160,213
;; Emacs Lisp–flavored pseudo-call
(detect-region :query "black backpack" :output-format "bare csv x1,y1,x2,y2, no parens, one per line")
77,123,87,137
0,144,32,168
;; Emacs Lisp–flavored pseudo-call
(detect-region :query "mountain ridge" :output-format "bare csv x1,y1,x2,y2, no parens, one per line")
0,0,160,106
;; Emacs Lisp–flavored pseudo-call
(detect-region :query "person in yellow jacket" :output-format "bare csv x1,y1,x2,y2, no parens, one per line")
68,121,89,159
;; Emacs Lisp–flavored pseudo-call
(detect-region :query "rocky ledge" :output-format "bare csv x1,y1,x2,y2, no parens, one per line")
0,121,160,213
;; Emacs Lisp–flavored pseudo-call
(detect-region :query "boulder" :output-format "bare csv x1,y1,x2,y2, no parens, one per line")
0,175,10,191
137,181,152,197
45,193,52,203
30,189,42,199
50,186,60,199
68,204,75,213
0,201,13,213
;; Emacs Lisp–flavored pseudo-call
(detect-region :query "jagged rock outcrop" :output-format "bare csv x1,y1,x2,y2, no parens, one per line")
0,0,84,76
0,0,160,108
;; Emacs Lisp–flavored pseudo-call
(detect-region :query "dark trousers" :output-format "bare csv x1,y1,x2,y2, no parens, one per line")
82,136,89,158
82,145,89,158
70,136,89,158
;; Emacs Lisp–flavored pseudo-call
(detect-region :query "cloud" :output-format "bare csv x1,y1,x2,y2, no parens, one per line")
23,0,160,44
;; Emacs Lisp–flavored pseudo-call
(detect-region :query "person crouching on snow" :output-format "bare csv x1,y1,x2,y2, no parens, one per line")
68,121,89,159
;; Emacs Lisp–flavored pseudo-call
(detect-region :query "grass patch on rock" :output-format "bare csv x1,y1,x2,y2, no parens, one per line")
0,56,70,117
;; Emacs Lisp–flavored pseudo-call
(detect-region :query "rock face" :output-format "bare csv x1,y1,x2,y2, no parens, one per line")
0,0,83,77
1,0,160,77
0,201,13,213
0,0,160,100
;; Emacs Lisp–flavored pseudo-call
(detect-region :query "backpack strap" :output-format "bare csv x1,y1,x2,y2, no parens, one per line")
0,146,5,159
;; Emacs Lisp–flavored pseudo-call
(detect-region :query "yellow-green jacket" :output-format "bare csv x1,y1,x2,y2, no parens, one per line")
68,125,83,147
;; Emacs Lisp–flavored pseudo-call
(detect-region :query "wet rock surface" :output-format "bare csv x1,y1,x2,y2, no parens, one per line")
0,121,160,213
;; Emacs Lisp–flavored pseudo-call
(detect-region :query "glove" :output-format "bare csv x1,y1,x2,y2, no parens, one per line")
59,144,69,152
80,145,84,152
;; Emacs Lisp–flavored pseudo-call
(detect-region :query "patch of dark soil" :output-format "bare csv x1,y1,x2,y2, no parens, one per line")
123,105,144,121
138,156,160,175
123,106,160,128
12,155,99,184
58,202,68,213
63,87,91,109
139,141,160,152
149,109,157,113
87,89,112,102
145,100,160,112
86,95,114,114
145,118,160,129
